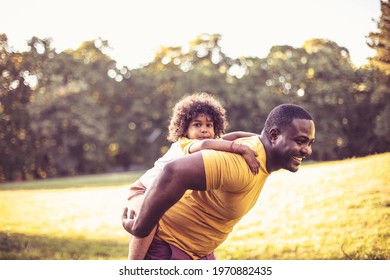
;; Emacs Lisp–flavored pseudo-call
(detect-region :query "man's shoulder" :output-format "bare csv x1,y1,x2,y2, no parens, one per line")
236,135,262,149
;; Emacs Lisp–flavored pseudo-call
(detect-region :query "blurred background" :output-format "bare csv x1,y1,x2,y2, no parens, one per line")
0,0,389,183
0,0,389,261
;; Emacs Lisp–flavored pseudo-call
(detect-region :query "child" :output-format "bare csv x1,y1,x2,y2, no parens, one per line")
126,92,259,259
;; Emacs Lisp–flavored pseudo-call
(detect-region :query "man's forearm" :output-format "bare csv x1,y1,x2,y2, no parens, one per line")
132,180,186,237
128,153,207,238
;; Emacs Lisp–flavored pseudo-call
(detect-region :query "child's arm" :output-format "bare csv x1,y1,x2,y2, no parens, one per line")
188,139,260,174
221,131,258,141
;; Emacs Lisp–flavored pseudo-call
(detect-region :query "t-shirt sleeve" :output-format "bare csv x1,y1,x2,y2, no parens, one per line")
179,137,199,155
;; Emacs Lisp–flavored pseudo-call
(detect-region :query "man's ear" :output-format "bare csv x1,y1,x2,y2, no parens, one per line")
269,127,280,143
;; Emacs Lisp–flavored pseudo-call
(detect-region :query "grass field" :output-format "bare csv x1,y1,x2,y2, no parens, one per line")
0,153,389,260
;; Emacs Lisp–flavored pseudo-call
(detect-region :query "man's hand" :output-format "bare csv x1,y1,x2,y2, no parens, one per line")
122,207,136,234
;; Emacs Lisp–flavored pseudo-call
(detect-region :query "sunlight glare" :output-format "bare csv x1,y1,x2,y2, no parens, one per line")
34,42,45,54
107,69,116,79
297,88,305,97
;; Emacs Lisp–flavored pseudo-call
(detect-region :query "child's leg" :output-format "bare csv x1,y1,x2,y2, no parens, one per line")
128,226,157,259
126,182,156,260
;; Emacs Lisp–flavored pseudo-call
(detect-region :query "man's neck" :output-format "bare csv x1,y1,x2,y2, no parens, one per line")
259,133,280,174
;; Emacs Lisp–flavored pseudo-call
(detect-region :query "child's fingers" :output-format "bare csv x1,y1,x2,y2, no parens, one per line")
252,161,260,175
129,209,136,219
122,207,136,233
122,207,128,219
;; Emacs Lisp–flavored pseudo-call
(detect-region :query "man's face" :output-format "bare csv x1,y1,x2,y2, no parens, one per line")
272,119,315,172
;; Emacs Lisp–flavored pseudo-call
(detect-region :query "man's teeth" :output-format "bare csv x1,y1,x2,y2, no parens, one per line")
292,156,303,162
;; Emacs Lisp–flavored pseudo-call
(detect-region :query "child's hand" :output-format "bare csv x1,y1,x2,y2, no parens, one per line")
122,207,136,234
241,145,260,175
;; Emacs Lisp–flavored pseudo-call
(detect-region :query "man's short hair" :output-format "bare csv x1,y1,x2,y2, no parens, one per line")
264,104,313,135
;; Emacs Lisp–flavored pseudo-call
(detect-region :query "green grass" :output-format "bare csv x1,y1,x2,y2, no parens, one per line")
1,153,389,260
0,232,126,260
0,171,143,190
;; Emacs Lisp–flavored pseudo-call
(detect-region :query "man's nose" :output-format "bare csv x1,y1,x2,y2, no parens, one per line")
301,145,312,157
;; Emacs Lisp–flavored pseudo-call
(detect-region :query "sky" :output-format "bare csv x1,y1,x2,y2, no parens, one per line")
0,0,382,69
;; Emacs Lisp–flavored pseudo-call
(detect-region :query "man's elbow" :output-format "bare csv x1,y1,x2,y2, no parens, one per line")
132,225,152,238
161,161,177,180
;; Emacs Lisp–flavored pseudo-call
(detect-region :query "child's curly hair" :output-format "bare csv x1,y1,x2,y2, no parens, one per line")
167,92,228,142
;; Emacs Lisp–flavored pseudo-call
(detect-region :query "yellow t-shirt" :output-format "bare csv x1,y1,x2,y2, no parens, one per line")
156,136,269,259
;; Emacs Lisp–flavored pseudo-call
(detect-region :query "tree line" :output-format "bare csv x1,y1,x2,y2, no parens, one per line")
0,2,389,182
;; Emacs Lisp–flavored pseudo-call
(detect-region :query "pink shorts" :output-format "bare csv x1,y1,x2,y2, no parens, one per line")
145,238,216,260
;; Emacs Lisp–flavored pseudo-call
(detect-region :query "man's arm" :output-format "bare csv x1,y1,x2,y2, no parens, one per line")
122,152,207,238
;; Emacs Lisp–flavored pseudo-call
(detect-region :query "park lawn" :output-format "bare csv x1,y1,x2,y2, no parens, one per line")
0,153,389,260
0,172,143,259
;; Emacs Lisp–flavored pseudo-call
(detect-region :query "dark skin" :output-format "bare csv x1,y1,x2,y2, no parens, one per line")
265,119,315,173
122,118,315,238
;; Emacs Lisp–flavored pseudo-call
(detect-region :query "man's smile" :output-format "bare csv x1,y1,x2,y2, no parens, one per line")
292,155,304,164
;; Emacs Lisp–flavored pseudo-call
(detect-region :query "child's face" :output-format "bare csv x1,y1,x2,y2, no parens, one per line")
186,114,215,140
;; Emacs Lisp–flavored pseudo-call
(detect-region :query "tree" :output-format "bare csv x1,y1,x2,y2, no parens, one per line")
27,39,116,177
234,39,373,160
0,35,46,181
366,0,390,152
1,31,388,182
367,0,390,75
28,86,109,177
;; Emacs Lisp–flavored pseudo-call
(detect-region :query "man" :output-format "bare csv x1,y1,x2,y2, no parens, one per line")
122,103,315,259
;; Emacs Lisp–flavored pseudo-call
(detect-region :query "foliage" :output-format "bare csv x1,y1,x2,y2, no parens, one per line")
0,153,388,259
0,35,39,181
0,5,390,181
366,0,390,151
367,0,390,75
